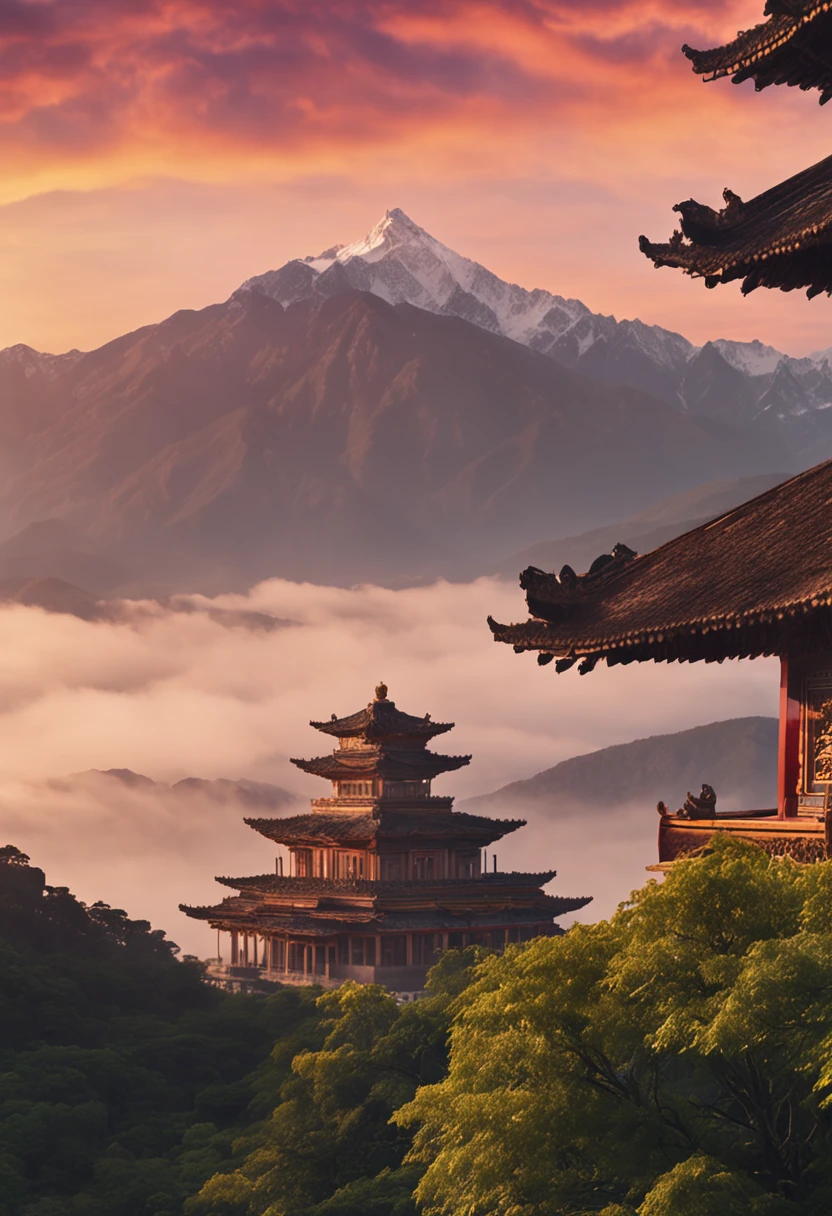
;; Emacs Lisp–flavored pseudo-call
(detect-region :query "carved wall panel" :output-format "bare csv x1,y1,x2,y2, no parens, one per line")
802,672,832,795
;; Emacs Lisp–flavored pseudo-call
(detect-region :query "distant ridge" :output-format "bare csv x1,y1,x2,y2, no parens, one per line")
0,289,781,587
489,473,787,580
66,768,300,810
1,210,827,588
460,718,778,818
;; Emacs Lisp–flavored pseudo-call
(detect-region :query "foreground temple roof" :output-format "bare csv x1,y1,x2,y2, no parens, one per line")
489,459,832,668
245,809,526,846
682,2,832,100
639,2,832,298
639,152,832,298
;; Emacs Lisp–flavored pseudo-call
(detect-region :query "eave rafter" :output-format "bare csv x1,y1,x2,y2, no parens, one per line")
683,2,832,101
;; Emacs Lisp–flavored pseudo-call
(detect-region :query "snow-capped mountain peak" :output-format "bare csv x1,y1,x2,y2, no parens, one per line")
243,210,612,352
239,210,832,435
325,207,428,264
712,338,784,378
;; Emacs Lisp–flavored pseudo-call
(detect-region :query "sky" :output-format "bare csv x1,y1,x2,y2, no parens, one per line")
0,578,778,953
2,0,832,356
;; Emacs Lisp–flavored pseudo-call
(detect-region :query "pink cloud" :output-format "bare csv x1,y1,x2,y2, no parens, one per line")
0,1,772,168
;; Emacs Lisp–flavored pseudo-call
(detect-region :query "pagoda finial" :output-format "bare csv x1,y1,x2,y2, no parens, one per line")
375,682,388,701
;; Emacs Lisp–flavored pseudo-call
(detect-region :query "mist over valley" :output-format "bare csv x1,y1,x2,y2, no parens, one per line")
0,575,778,952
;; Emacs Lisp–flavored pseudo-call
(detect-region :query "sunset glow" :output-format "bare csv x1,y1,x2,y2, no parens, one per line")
3,0,832,354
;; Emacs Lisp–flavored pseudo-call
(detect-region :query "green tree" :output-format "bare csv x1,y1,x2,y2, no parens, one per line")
186,950,487,1216
397,836,832,1215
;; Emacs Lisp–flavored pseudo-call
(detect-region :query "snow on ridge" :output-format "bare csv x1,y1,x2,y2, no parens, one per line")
0,343,84,378
283,208,593,340
242,210,832,405
712,338,785,377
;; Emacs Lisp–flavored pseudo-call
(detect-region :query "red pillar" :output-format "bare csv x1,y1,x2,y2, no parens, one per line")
778,657,801,819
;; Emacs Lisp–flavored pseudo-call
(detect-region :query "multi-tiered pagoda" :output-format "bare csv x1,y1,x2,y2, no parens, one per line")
182,684,590,994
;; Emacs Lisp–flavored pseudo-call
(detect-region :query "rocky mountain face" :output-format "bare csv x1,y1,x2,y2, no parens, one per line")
244,209,832,460
0,289,781,587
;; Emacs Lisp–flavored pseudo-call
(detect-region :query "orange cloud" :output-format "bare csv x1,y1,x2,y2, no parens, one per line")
0,1,793,197
3,0,831,356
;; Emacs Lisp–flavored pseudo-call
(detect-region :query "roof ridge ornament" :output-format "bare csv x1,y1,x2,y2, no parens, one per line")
375,682,388,701
520,542,638,624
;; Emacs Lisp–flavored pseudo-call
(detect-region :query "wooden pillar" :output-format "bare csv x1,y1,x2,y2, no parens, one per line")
778,657,801,819
230,930,239,965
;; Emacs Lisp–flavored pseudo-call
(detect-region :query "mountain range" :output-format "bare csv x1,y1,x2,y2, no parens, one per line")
245,209,832,457
489,472,787,580
461,717,779,819
0,209,817,587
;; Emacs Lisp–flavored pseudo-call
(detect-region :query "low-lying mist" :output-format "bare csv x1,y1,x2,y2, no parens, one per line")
0,577,778,953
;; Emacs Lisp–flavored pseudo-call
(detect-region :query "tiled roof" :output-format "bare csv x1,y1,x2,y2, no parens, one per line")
311,696,453,740
245,809,526,845
682,3,832,101
291,747,471,782
179,896,590,934
214,871,559,893
639,152,832,298
489,461,832,668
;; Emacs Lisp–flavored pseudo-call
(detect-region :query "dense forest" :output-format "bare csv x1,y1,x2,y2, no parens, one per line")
3,838,832,1215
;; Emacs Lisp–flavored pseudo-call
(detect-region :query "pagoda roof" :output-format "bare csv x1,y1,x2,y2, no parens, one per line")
245,809,525,847
291,747,471,782
639,151,832,299
488,460,832,669
214,871,558,894
311,694,453,741
682,2,832,102
180,895,590,934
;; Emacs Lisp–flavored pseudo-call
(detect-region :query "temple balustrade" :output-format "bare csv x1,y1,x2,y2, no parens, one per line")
285,844,485,881
210,922,551,992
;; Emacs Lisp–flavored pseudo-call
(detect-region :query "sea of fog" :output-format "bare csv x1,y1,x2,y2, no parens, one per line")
0,577,779,954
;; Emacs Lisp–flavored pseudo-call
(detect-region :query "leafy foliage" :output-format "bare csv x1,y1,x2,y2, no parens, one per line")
9,836,832,1216
397,836,832,1215
0,849,321,1216
185,949,487,1216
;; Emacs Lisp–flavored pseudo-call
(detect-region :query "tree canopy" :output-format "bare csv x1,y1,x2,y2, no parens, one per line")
397,835,832,1215
8,836,832,1215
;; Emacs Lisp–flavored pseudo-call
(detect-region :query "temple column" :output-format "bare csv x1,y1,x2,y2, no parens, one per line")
779,657,801,818
230,930,239,965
